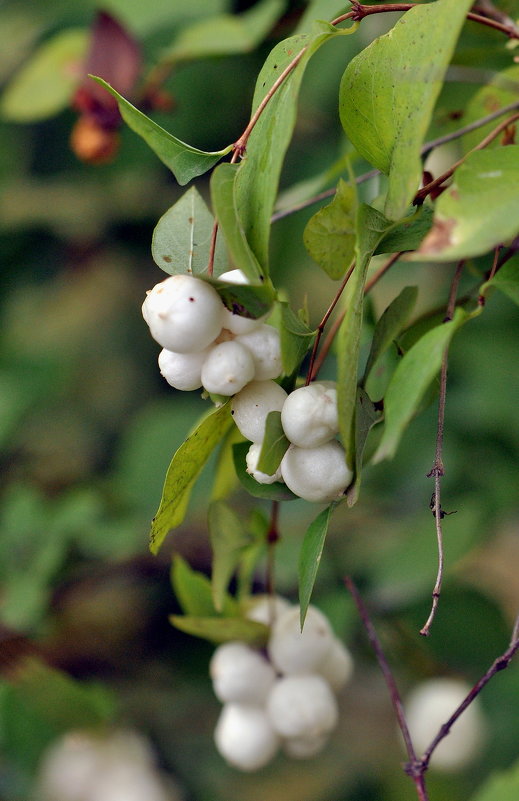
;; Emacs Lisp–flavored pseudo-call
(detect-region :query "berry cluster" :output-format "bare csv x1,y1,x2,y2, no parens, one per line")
232,380,352,502
142,270,281,396
211,598,353,771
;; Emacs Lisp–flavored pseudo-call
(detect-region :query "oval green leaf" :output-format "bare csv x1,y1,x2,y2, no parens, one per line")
170,614,269,645
298,503,336,627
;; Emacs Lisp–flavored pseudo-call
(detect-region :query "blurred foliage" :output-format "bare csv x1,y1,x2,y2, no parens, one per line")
1,1,519,800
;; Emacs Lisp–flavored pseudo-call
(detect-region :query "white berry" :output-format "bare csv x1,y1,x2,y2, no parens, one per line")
158,347,211,391
267,674,338,739
280,441,352,503
231,380,287,443
282,733,329,759
245,594,292,627
404,679,485,771
235,325,282,381
201,340,255,396
142,275,224,353
317,638,354,693
214,704,279,771
281,381,339,448
268,605,334,675
219,269,266,334
210,642,276,705
246,443,283,484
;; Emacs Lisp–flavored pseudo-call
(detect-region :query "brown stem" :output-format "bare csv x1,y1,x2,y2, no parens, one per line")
415,112,519,204
265,500,280,603
306,260,356,384
421,611,519,768
310,251,404,379
420,260,464,637
345,577,430,801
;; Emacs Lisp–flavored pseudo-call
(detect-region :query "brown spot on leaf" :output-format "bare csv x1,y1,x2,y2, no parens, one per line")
162,255,172,263
418,218,456,255
188,217,194,224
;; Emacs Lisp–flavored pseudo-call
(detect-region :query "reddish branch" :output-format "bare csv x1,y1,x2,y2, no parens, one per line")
420,260,464,636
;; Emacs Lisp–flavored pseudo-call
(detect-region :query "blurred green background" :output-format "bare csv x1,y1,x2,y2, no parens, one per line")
1,1,519,799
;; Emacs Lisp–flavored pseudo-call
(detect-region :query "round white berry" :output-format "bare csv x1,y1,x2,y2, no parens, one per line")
214,704,279,771
246,443,283,484
231,380,287,443
404,679,485,771
281,381,339,448
245,595,293,627
282,733,329,759
201,340,255,396
210,642,276,705
219,269,266,334
158,347,211,391
142,275,224,353
317,638,354,693
235,325,282,381
267,674,338,739
268,605,334,675
280,441,352,503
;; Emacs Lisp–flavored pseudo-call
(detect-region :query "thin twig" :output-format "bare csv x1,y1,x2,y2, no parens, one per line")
306,260,356,384
421,610,519,768
415,112,519,204
265,500,280,602
272,101,519,224
420,260,464,637
345,577,430,801
310,251,404,380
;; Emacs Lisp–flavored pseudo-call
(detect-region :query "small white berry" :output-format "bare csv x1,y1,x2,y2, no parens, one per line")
142,275,224,353
235,325,282,381
244,595,292,627
282,733,329,759
246,443,283,484
201,340,255,396
210,642,276,705
268,605,334,675
317,638,354,693
219,269,266,334
214,704,279,771
231,380,287,443
281,382,339,448
267,674,338,739
280,441,352,503
158,347,211,391
404,679,485,771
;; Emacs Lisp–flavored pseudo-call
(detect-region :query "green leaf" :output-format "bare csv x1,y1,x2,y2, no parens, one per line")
481,255,519,307
210,163,266,283
374,307,474,462
171,554,237,617
417,147,519,261
345,388,381,507
170,614,269,645
256,411,290,475
339,0,473,220
337,203,391,469
279,302,316,376
469,759,519,801
149,403,233,554
211,277,276,320
151,186,227,276
211,426,243,500
91,77,232,185
298,504,336,627
1,29,88,122
233,442,297,500
303,179,357,279
461,65,519,154
237,509,269,600
363,285,418,384
208,500,251,612
163,0,285,63
235,19,358,269
374,206,433,255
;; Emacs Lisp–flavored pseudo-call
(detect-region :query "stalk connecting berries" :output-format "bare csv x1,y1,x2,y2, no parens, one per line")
210,599,353,772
